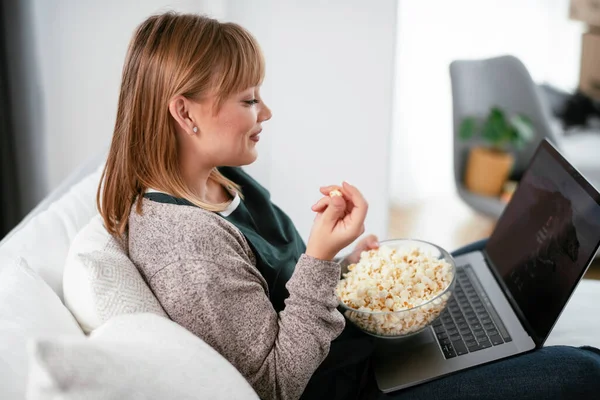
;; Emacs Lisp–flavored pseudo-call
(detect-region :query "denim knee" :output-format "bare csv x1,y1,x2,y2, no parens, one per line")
546,345,600,396
575,346,600,377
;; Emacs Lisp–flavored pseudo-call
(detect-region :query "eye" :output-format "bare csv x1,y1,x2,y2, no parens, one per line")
243,99,259,106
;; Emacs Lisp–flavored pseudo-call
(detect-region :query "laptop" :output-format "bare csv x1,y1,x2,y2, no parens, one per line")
374,139,600,393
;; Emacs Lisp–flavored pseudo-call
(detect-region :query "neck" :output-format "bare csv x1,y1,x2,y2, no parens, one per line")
179,158,216,202
176,134,230,205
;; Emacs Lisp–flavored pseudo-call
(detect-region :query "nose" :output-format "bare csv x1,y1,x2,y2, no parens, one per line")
259,102,272,123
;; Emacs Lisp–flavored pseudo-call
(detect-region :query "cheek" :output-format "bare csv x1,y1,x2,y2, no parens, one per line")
212,106,257,144
230,108,257,133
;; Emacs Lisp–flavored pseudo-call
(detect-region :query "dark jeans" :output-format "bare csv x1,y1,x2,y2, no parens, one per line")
375,345,600,399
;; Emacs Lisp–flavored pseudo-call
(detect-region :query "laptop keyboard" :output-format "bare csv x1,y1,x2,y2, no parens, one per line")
433,265,512,359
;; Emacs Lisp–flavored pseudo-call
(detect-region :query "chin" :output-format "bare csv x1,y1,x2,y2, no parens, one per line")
244,152,258,165
229,152,258,167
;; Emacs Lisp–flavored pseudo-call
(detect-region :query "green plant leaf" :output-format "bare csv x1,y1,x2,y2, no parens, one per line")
459,117,477,140
482,107,508,148
510,114,535,144
460,108,535,151
510,127,525,150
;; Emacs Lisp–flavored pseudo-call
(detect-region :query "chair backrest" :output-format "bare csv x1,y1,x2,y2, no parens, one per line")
449,55,559,186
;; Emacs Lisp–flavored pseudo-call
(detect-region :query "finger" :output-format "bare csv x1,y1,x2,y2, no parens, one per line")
356,234,378,250
311,196,330,212
319,185,343,197
320,185,355,214
340,186,354,214
355,235,371,250
321,194,347,225
365,234,380,249
339,184,367,215
320,186,349,214
342,181,368,223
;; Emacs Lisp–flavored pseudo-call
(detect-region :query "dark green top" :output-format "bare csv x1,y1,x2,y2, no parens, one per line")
143,166,305,312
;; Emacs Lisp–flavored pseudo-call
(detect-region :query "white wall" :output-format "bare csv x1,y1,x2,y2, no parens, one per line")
390,0,585,206
6,0,397,245
229,0,397,245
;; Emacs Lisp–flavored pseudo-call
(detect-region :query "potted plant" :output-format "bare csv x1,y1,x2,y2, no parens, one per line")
460,107,534,197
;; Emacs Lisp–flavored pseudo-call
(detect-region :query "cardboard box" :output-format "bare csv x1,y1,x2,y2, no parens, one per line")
570,0,600,27
580,32,600,99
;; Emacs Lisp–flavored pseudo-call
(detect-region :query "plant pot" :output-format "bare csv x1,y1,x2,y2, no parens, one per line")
464,146,514,197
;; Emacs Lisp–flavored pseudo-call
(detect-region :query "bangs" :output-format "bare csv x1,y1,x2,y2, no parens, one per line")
212,22,265,108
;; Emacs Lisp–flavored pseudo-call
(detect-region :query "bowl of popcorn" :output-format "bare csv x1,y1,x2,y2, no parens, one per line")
336,239,456,339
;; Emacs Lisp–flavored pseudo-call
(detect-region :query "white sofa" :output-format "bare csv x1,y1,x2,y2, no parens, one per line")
1,154,599,399
0,153,258,400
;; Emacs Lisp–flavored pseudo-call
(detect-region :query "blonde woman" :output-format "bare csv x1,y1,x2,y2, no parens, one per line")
99,12,600,400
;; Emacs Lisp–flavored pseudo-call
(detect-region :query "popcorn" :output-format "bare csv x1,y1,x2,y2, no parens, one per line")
336,245,454,337
329,189,343,197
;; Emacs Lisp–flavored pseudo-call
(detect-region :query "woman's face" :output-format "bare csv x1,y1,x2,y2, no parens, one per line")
188,86,272,167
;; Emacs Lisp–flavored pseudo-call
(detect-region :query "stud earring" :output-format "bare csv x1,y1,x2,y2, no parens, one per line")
193,127,198,133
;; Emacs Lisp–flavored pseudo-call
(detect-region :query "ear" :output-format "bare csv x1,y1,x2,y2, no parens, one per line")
168,95,198,135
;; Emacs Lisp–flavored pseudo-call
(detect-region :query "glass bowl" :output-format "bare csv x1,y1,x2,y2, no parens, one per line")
337,239,456,339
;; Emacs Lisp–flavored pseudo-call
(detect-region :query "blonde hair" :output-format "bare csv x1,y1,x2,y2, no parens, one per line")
98,12,265,237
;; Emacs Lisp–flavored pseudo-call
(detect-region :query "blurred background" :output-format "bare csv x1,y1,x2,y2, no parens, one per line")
1,0,598,274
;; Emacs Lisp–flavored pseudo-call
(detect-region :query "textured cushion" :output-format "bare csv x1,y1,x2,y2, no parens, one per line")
26,313,259,400
0,258,84,400
63,215,166,334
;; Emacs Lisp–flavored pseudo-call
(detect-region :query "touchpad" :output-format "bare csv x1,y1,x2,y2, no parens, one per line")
374,328,436,359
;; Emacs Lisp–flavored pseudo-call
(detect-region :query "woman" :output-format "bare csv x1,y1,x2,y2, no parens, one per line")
98,12,600,400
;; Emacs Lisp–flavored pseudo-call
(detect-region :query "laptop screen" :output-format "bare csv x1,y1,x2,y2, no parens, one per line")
485,140,600,344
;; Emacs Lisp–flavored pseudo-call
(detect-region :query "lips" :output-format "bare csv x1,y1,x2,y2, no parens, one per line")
250,129,262,142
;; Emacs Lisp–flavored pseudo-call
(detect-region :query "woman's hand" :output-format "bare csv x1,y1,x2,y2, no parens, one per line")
344,234,379,265
305,182,368,261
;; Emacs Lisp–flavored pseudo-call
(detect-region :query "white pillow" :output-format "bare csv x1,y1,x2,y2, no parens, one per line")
63,215,166,334
0,163,104,299
26,313,259,400
0,258,84,400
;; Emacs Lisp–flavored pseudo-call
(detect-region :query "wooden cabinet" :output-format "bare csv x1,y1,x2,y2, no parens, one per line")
580,32,600,99
570,0,600,27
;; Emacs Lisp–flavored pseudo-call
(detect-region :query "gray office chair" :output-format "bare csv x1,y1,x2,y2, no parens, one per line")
450,55,600,218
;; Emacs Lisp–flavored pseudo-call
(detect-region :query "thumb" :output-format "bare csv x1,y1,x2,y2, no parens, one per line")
321,195,346,225
366,235,379,249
